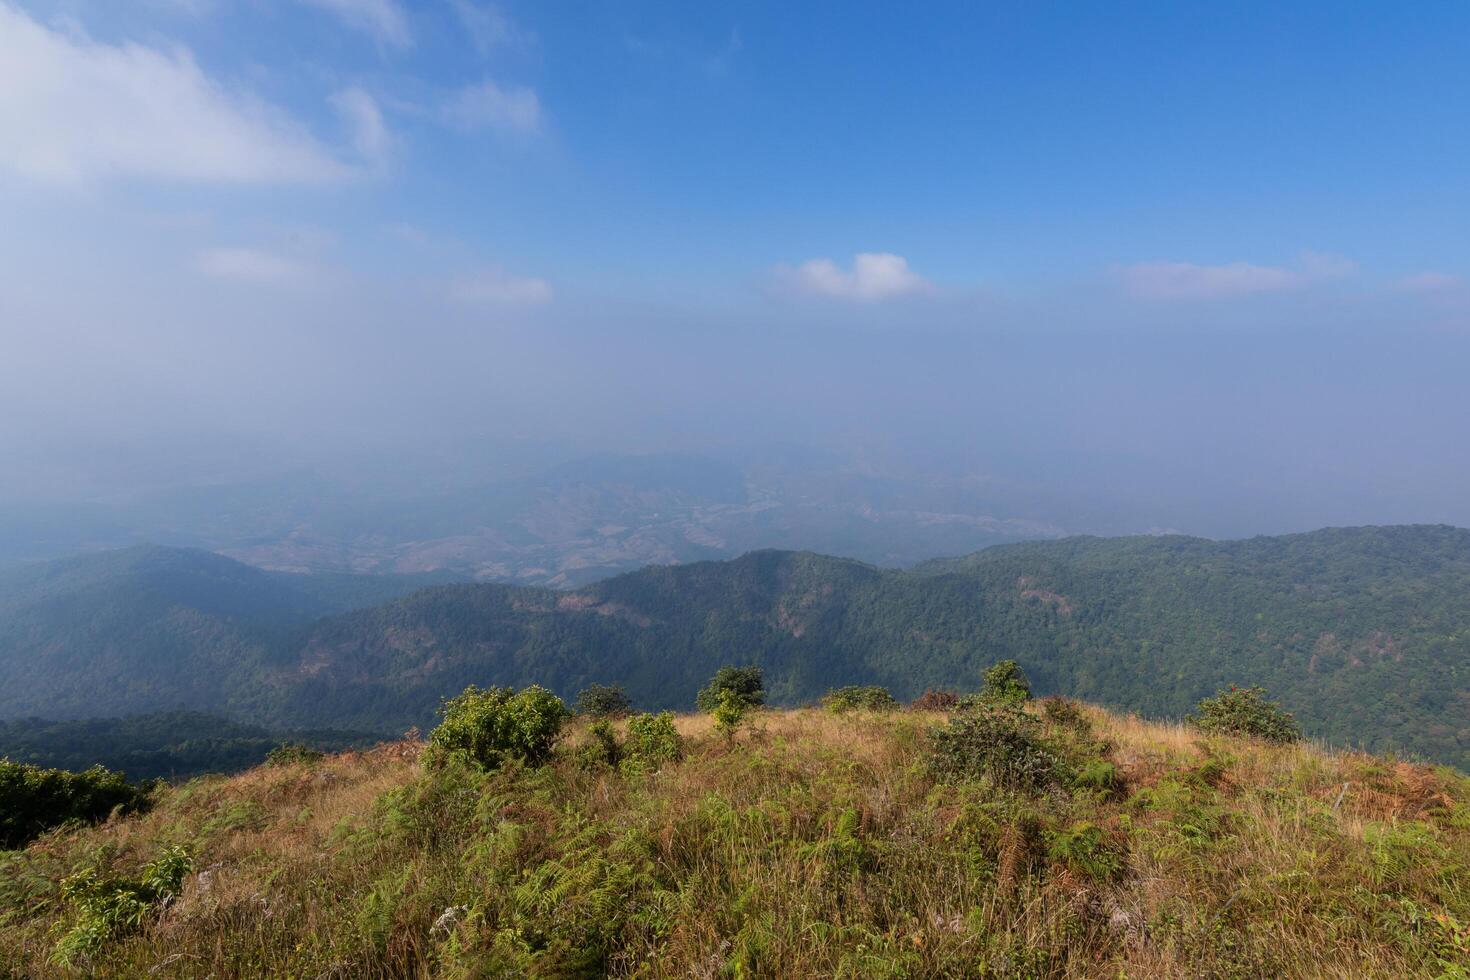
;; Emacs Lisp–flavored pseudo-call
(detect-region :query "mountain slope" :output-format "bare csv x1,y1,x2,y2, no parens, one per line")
2,527,1467,766
267,526,1470,765
0,547,458,721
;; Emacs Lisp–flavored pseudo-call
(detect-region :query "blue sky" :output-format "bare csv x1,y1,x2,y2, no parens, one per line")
6,0,1470,298
2,1,1469,533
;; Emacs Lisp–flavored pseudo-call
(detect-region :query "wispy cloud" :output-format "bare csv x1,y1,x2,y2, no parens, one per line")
448,0,529,56
330,87,391,167
193,247,307,283
301,0,411,48
1116,252,1356,302
0,3,351,185
449,267,553,306
1399,271,1466,293
443,79,542,133
774,253,933,302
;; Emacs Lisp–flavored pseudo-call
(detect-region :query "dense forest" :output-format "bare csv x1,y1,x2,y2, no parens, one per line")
1,526,1467,768
0,713,378,781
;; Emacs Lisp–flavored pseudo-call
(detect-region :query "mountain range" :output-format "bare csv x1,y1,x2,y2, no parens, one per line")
1,524,1466,768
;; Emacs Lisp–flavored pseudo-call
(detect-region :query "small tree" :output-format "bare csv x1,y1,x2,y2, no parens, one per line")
823,685,899,713
429,684,570,771
928,703,1065,791
982,660,1032,704
575,683,632,718
624,712,684,766
1188,685,1301,744
712,690,747,741
697,665,765,712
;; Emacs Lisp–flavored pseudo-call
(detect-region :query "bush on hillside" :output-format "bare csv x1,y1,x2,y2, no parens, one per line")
429,685,570,771
1040,696,1088,730
623,712,684,766
0,759,152,849
982,659,1033,704
712,690,748,740
928,704,1065,791
822,685,899,713
696,666,765,712
575,684,632,719
911,688,960,711
51,844,191,965
574,720,622,770
1188,685,1301,744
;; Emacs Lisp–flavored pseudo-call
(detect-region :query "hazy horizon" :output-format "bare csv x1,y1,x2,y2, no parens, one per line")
3,1,1469,570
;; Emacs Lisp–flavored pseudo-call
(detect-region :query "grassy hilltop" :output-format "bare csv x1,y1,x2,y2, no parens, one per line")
3,700,1469,978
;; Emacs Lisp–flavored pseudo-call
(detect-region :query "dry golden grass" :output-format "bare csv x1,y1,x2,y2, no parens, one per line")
3,705,1467,978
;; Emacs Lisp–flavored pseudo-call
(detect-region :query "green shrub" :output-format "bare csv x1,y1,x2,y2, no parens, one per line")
957,660,1034,710
1045,821,1123,881
928,704,1065,791
1040,695,1088,729
575,684,632,719
623,712,683,766
696,666,765,712
982,659,1032,704
574,720,621,770
712,690,747,740
265,742,325,767
429,684,570,771
1188,685,1301,743
822,685,899,713
0,759,151,849
51,844,191,965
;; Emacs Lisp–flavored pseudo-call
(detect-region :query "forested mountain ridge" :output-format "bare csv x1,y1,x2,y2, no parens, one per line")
0,546,459,721
2,526,1467,767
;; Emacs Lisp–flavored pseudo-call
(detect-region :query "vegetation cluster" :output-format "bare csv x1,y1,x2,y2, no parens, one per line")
3,672,1468,977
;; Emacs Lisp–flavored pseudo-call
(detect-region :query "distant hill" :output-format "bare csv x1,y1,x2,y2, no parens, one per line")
1,527,1467,767
0,711,379,782
0,546,459,721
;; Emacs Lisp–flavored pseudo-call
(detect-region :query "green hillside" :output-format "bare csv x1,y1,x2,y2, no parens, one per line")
2,527,1468,767
0,546,458,720
3,705,1468,977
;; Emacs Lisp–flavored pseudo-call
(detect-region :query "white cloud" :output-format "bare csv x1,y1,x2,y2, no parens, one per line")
329,86,390,165
194,247,306,283
449,267,553,306
775,252,933,302
0,3,350,184
1400,271,1466,293
449,0,528,55
1116,252,1357,302
443,79,541,133
301,0,411,48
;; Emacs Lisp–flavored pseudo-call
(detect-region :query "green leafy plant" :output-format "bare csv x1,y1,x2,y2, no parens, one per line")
1188,685,1301,743
623,712,683,766
712,690,747,741
574,684,632,719
981,659,1033,705
574,720,621,770
429,684,570,771
1045,821,1123,881
696,666,765,712
822,685,899,713
928,704,1064,791
1040,695,1088,729
0,760,151,849
51,844,191,965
